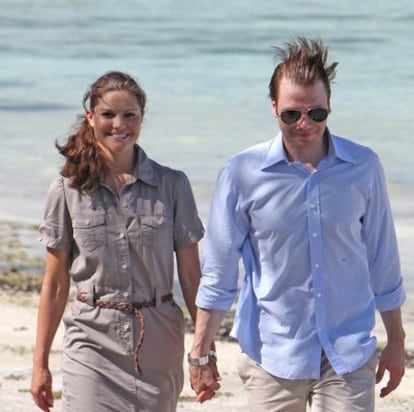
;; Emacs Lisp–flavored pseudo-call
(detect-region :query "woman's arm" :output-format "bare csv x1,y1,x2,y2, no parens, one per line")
176,242,202,324
31,247,70,412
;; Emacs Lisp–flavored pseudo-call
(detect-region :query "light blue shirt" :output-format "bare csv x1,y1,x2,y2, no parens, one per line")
196,132,405,379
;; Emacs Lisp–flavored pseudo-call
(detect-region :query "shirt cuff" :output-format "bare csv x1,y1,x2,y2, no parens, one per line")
375,280,406,312
196,284,236,311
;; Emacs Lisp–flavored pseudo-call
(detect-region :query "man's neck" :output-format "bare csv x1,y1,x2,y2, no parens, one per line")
284,134,329,172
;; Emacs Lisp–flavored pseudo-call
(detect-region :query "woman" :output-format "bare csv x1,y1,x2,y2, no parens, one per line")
31,71,211,411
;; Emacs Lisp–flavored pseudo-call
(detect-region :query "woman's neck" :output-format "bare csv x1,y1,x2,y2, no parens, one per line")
108,148,137,175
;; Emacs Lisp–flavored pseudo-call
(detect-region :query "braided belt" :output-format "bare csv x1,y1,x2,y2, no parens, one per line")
76,292,173,375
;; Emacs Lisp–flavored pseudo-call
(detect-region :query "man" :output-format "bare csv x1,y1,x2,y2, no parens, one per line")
188,37,406,412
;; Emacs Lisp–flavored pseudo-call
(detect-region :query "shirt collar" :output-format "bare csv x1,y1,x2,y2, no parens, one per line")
260,133,287,170
261,129,356,170
132,145,158,186
329,133,357,164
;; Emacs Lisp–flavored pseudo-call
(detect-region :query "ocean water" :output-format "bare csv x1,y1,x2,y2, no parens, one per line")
1,0,413,302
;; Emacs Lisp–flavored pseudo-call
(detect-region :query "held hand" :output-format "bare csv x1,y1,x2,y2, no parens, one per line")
197,355,222,402
189,363,221,403
209,354,222,383
31,367,54,411
376,342,405,397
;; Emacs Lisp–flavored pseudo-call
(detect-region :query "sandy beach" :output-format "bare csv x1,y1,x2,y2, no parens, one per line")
0,290,413,412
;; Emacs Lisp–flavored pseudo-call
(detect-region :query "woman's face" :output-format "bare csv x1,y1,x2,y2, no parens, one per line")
86,90,143,158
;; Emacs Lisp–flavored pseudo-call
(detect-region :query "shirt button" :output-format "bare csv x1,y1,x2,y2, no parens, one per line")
85,219,90,225
315,263,320,268
312,232,317,237
119,232,125,239
121,263,128,270
122,202,128,208
317,293,322,298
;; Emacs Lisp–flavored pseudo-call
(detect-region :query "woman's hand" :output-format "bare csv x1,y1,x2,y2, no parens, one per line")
31,366,54,411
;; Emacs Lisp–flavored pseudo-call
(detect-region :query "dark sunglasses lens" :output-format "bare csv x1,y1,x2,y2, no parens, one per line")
280,110,301,124
308,108,329,122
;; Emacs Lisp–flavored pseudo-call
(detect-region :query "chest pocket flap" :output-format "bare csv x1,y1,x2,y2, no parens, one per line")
72,212,107,252
139,214,173,246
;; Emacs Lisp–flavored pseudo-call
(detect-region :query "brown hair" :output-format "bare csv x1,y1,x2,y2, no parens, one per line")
56,71,147,192
268,36,338,105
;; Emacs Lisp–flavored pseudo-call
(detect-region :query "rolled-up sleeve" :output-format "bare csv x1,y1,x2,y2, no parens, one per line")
38,177,73,251
196,165,249,311
362,155,406,311
172,170,204,250
375,278,406,312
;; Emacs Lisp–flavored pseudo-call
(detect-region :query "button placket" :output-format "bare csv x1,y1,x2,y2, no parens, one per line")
306,174,326,336
116,191,132,281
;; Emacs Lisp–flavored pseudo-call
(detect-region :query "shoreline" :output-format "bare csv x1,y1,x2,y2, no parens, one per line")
0,291,414,411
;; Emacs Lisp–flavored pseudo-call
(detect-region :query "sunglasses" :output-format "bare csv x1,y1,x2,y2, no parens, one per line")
279,108,329,125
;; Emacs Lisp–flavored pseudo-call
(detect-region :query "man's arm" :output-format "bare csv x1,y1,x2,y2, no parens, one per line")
376,307,406,397
189,307,226,402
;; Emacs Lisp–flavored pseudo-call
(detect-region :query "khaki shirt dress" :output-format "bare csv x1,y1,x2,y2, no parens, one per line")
39,146,204,412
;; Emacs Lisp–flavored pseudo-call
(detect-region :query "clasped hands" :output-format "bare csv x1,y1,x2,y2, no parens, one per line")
189,357,221,403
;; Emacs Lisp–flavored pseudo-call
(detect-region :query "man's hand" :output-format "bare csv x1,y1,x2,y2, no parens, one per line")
377,308,406,397
376,342,405,397
189,358,221,403
188,308,226,402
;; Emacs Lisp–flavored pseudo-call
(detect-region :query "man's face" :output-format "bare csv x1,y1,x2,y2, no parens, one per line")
271,77,329,158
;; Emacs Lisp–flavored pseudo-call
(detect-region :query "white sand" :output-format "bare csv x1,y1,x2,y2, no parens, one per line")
0,291,413,411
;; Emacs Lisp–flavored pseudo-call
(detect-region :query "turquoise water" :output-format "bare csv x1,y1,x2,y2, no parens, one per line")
0,0,413,298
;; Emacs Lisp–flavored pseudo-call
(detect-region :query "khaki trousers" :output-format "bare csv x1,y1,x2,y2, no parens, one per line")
238,352,377,412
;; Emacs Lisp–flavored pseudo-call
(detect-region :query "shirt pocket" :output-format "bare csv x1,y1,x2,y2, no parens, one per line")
139,214,173,247
72,212,107,252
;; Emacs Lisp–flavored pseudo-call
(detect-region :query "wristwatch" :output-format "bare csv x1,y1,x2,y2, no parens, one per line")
187,351,217,366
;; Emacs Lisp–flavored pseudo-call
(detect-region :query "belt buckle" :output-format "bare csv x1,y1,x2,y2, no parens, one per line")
117,302,133,313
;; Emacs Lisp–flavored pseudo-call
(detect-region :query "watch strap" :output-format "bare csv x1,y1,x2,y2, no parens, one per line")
187,353,209,366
